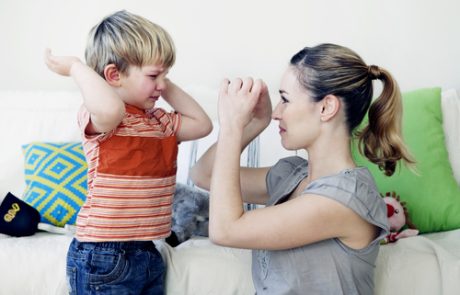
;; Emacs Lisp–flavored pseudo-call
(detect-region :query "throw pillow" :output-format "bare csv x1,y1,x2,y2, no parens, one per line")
352,87,460,233
22,142,87,227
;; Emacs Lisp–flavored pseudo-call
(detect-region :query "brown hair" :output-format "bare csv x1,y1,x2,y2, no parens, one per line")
290,43,414,176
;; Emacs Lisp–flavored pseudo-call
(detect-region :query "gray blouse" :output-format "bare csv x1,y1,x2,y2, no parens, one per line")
252,156,389,295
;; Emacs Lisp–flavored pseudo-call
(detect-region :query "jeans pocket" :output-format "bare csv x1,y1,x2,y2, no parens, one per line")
88,250,128,286
148,248,165,277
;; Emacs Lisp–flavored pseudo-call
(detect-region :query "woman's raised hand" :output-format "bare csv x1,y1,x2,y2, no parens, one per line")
251,81,272,126
218,77,269,130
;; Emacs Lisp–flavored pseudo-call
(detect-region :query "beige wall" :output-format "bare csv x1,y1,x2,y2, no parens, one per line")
1,0,459,118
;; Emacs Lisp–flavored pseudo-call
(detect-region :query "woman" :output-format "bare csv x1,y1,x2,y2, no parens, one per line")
190,43,414,294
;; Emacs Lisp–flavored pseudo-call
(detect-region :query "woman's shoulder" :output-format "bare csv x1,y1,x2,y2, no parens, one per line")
305,167,388,232
273,155,307,170
265,156,308,203
307,166,379,202
268,156,307,181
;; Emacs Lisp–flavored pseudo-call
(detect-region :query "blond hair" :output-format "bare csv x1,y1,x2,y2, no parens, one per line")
85,10,175,77
290,43,415,176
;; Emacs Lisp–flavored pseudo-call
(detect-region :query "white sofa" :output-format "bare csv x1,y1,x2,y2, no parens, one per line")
1,90,460,295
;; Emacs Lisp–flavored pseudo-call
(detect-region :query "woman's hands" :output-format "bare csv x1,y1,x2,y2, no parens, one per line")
218,77,272,131
44,49,82,76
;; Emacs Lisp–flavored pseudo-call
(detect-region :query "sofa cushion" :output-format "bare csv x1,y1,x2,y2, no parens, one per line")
22,142,87,227
156,237,255,295
0,91,83,199
441,89,460,186
352,87,460,233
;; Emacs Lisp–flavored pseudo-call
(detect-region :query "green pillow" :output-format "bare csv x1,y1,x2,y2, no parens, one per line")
352,87,460,233
22,142,87,227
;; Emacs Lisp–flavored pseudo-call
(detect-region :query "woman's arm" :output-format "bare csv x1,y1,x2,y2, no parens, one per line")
209,77,272,242
211,192,376,250
208,78,377,251
161,79,212,141
190,78,272,204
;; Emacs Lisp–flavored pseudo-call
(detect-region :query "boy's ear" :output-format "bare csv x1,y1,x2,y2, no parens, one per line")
320,94,340,122
103,64,121,86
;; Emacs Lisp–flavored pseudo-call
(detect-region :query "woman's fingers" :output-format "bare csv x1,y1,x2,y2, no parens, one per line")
251,79,263,97
225,77,262,96
240,77,254,93
228,78,243,94
219,78,230,97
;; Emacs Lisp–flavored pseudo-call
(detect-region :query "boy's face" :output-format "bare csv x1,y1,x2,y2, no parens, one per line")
116,63,169,110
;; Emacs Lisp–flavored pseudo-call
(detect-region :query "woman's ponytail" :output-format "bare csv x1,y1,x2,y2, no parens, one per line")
289,44,415,176
357,66,415,176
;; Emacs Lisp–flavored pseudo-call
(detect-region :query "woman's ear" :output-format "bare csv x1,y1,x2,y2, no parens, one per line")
320,94,341,122
103,64,121,86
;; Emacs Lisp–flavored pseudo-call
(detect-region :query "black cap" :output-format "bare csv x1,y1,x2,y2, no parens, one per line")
0,192,40,237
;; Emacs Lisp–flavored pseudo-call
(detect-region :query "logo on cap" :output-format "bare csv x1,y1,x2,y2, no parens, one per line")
3,203,20,222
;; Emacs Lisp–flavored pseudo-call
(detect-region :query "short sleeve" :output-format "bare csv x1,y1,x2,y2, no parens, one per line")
77,105,114,142
266,156,307,205
77,105,90,134
147,108,182,135
304,170,390,243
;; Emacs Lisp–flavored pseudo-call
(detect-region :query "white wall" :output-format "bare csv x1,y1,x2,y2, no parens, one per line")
1,0,459,118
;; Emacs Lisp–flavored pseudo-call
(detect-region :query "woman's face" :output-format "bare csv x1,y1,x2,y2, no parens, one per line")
272,67,323,150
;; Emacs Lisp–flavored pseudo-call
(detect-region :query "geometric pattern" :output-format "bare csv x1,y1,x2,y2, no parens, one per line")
22,142,87,227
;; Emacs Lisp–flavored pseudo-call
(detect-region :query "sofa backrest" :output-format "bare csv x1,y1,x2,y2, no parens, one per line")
0,89,459,202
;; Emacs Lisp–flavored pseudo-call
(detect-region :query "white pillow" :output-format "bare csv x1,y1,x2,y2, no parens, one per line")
0,91,83,200
441,89,460,186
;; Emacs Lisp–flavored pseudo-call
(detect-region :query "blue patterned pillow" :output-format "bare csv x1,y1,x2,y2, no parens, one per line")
22,142,87,227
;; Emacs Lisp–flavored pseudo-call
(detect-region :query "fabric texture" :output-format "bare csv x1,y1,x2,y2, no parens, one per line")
22,142,87,227
67,239,165,294
168,182,209,246
375,230,460,295
252,156,388,295
156,237,255,295
352,87,460,233
75,104,181,242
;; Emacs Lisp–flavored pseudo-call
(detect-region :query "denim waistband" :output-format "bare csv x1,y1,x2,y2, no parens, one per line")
72,239,156,252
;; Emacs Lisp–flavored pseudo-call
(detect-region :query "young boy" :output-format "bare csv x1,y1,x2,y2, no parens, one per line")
45,10,212,294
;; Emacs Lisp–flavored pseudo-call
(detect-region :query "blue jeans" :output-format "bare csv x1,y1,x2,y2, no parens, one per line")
66,238,165,295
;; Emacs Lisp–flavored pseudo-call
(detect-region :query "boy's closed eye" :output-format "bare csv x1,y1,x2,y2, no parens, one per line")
148,70,169,80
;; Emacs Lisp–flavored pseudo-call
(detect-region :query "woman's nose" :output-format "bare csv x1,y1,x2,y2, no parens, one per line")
271,102,282,120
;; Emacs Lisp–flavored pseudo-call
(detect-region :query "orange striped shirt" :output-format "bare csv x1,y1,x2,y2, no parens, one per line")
76,104,181,242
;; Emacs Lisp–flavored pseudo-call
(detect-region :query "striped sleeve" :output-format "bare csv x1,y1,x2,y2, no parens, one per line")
148,108,182,135
77,105,114,143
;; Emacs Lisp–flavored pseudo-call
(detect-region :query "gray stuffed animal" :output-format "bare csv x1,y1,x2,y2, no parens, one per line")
166,182,209,247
